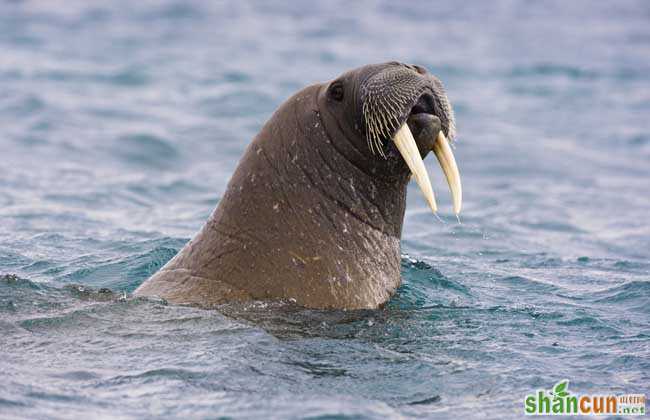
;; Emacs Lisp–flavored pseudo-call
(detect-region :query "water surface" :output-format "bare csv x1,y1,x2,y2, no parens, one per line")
1,1,649,418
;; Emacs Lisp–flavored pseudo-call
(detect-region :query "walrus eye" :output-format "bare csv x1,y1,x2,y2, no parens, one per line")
329,82,344,102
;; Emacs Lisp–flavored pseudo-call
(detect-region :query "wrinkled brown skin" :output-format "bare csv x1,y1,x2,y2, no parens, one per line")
135,63,443,309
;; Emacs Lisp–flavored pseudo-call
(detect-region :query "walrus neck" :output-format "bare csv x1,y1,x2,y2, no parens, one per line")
302,87,409,238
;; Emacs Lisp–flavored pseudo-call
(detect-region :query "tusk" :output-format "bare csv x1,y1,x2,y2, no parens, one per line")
432,130,462,215
393,123,437,213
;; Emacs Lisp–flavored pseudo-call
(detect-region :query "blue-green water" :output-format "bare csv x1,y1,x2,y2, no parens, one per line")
1,1,649,418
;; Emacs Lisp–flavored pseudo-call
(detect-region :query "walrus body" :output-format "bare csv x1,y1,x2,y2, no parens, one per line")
135,62,459,309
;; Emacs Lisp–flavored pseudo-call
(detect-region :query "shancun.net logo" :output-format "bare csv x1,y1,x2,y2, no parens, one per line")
524,380,646,416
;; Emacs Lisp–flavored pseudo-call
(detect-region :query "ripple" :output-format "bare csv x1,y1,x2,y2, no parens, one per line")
0,274,43,290
521,220,585,233
388,258,473,310
592,280,650,312
112,133,181,170
136,2,203,21
56,244,178,291
407,394,442,406
401,258,471,295
198,90,277,118
107,368,206,385
286,360,347,378
51,370,101,381
497,275,559,294
35,68,150,87
0,397,27,408
222,71,252,84
509,63,599,80
613,260,650,271
25,391,79,403
2,94,46,117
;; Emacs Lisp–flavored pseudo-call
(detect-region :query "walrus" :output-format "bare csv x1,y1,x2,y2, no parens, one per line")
135,62,461,309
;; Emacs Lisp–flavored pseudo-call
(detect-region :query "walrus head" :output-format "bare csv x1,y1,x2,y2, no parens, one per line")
317,62,461,215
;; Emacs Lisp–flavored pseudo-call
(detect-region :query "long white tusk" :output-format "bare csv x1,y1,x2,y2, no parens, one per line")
432,130,462,215
393,123,437,213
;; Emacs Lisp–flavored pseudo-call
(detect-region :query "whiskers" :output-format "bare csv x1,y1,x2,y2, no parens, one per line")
361,66,457,156
362,68,423,158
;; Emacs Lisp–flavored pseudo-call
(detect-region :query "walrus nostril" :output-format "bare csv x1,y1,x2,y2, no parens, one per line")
410,92,435,115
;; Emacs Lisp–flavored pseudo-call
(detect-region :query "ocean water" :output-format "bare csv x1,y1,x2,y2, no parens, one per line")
1,0,649,418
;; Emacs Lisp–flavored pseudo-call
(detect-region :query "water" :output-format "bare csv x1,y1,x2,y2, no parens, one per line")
1,1,649,418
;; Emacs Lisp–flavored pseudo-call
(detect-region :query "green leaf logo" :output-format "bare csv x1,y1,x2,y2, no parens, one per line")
552,380,569,398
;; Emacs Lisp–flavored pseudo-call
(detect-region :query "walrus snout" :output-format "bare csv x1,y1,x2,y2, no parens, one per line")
406,91,443,156
361,63,455,146
361,63,461,215
406,113,441,158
